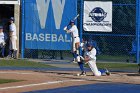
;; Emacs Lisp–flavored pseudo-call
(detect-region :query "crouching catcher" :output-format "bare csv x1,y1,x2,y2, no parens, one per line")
82,42,110,76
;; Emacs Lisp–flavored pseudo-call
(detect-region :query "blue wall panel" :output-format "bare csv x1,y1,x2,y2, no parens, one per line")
23,0,77,50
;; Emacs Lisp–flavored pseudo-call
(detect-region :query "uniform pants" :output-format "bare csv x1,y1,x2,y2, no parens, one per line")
9,36,17,50
88,60,101,76
72,37,80,52
0,47,4,57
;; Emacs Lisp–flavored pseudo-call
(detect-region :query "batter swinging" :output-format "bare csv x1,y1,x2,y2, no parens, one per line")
64,20,86,76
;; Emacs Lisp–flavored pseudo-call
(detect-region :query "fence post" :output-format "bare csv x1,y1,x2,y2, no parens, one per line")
136,0,140,64
21,0,25,58
79,0,84,55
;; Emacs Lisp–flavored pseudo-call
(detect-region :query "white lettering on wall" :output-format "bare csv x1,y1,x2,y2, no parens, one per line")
51,0,65,29
36,0,65,29
26,33,71,42
36,0,50,29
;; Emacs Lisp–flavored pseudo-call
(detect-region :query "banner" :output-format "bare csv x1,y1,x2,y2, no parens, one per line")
83,1,112,32
0,0,20,4
23,0,77,50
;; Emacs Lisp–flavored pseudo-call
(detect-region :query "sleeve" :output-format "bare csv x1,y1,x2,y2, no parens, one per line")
80,43,84,47
88,48,96,60
84,51,88,57
9,25,14,32
68,25,76,33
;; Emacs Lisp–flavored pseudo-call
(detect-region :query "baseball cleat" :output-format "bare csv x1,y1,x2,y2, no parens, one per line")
105,68,111,76
77,71,86,76
71,58,77,63
72,60,77,63
6,55,12,59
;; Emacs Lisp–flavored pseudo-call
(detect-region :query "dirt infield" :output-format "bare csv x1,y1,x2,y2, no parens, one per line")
0,70,139,93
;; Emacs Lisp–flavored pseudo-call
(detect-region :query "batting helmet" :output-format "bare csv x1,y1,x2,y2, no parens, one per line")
69,20,75,24
86,42,93,47
10,17,15,21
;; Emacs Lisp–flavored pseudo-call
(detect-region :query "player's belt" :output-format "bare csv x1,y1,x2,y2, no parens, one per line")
74,36,79,38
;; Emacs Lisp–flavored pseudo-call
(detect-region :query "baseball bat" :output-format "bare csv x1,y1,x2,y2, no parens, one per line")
67,14,79,26
73,14,79,21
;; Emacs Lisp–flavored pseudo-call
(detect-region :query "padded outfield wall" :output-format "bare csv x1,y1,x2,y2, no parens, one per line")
21,0,140,63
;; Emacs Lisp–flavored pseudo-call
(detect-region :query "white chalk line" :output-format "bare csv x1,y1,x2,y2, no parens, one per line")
0,72,105,90
0,72,35,75
0,80,86,90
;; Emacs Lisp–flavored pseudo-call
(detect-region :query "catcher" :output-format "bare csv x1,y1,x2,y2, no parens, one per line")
82,42,110,76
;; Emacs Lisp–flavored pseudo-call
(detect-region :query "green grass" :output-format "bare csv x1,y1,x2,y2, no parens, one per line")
84,62,139,71
0,59,139,71
0,79,23,84
0,59,54,68
96,62,138,69
97,55,128,61
97,55,135,62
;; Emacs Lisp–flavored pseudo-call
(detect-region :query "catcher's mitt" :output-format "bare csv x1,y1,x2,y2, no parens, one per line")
84,55,90,62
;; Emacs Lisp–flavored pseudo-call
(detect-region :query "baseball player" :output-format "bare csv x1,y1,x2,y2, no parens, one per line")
64,20,86,76
7,17,17,59
83,42,110,76
64,20,80,61
0,26,6,57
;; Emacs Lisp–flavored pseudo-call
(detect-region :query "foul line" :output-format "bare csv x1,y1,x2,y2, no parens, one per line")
0,72,35,75
0,80,86,90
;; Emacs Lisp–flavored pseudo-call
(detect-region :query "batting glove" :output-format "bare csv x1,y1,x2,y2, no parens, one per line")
63,26,67,31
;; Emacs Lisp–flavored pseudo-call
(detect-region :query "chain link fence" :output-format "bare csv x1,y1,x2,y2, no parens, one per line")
81,0,136,63
23,0,137,63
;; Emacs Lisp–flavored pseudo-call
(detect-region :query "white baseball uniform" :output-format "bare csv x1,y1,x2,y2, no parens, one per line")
0,32,5,47
0,32,5,43
67,25,80,52
9,23,17,50
85,48,101,76
80,41,87,51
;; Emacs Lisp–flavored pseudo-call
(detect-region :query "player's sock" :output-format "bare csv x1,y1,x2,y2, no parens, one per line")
73,51,78,59
8,50,13,57
72,52,79,62
99,69,110,76
78,46,83,55
78,62,85,72
13,50,17,59
99,69,106,75
1,47,5,57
